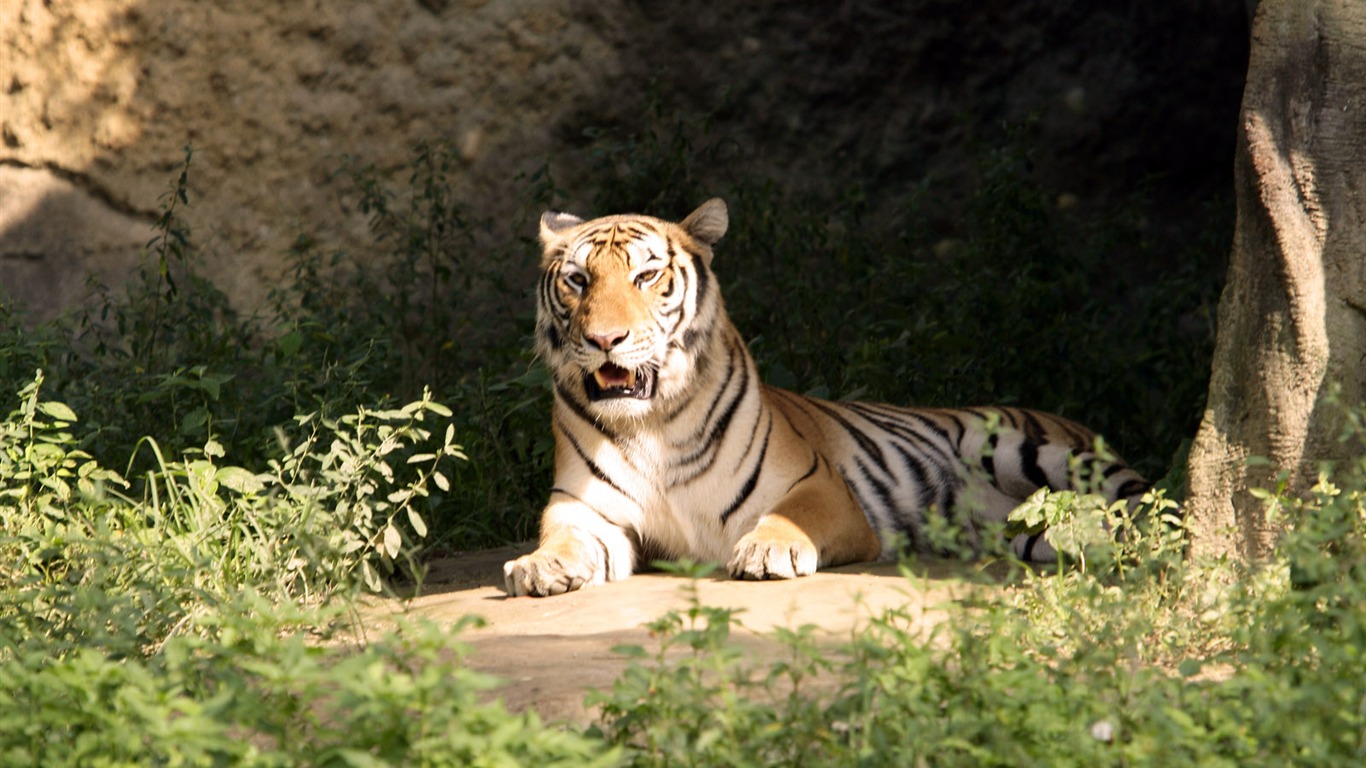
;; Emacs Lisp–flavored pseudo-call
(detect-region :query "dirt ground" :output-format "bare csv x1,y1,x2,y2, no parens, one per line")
366,544,999,724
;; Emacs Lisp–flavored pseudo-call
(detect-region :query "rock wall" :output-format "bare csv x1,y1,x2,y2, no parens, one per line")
1,0,628,318
1,0,1249,321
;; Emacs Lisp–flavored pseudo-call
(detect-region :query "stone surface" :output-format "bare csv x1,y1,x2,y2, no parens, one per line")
0,0,1249,321
1,0,627,316
0,165,147,315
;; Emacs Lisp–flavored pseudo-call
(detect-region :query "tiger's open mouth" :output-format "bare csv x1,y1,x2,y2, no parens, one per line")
584,363,656,401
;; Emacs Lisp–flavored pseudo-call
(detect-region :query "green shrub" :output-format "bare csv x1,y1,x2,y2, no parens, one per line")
0,609,617,767
281,142,557,547
0,143,556,551
0,97,1353,764
0,370,463,636
587,408,1366,767
2,102,1219,549
0,373,608,767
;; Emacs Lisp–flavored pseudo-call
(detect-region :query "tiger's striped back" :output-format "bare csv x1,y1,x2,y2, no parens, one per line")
503,198,1148,596
766,393,1148,560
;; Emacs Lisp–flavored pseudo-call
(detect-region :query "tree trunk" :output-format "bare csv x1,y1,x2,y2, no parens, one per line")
1186,0,1366,560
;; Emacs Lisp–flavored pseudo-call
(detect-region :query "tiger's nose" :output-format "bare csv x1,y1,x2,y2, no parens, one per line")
586,329,629,351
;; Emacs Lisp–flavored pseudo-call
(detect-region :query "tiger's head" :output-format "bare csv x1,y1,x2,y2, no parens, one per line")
536,198,729,424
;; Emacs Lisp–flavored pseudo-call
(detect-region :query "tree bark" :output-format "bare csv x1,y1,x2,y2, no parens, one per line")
1186,0,1366,560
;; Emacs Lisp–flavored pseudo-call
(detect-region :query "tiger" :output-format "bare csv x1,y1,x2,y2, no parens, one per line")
503,198,1149,597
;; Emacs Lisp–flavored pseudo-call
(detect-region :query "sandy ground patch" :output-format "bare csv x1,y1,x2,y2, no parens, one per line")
365,545,1000,723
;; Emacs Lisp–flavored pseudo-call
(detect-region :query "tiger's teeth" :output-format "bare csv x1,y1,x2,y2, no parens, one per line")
592,365,636,391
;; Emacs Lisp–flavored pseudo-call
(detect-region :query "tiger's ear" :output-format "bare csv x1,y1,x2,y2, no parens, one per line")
680,198,728,247
539,210,584,246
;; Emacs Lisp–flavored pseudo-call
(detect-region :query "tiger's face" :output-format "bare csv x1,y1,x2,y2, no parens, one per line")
536,199,729,423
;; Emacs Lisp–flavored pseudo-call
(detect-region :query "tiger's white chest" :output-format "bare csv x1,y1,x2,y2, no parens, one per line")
610,428,749,564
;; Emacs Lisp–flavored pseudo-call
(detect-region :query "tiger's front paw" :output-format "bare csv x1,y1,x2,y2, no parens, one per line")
503,539,603,597
728,530,819,581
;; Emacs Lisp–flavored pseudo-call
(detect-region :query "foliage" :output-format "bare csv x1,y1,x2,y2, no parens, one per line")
1,142,557,552
288,139,558,546
0,600,614,767
589,445,1366,766
0,93,1239,765
0,372,462,625
0,370,608,767
0,148,601,765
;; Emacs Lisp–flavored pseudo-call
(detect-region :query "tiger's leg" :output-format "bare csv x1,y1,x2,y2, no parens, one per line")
728,468,882,580
503,497,636,597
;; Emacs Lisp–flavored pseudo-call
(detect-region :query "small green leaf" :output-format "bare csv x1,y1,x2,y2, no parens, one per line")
407,507,428,538
362,560,381,592
216,466,265,495
181,407,209,435
200,376,222,401
383,523,402,559
609,644,650,660
40,475,72,500
278,330,304,357
38,401,79,423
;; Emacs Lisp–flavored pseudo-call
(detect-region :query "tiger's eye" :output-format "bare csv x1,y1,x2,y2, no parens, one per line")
636,269,660,287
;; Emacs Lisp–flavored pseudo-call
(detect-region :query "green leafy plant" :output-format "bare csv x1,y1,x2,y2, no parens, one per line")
0,371,465,659
0,370,609,766
0,607,619,767
0,97,1236,765
264,389,466,594
590,560,835,767
582,402,1366,767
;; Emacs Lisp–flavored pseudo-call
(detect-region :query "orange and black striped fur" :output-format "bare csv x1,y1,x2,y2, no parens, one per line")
503,199,1148,597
